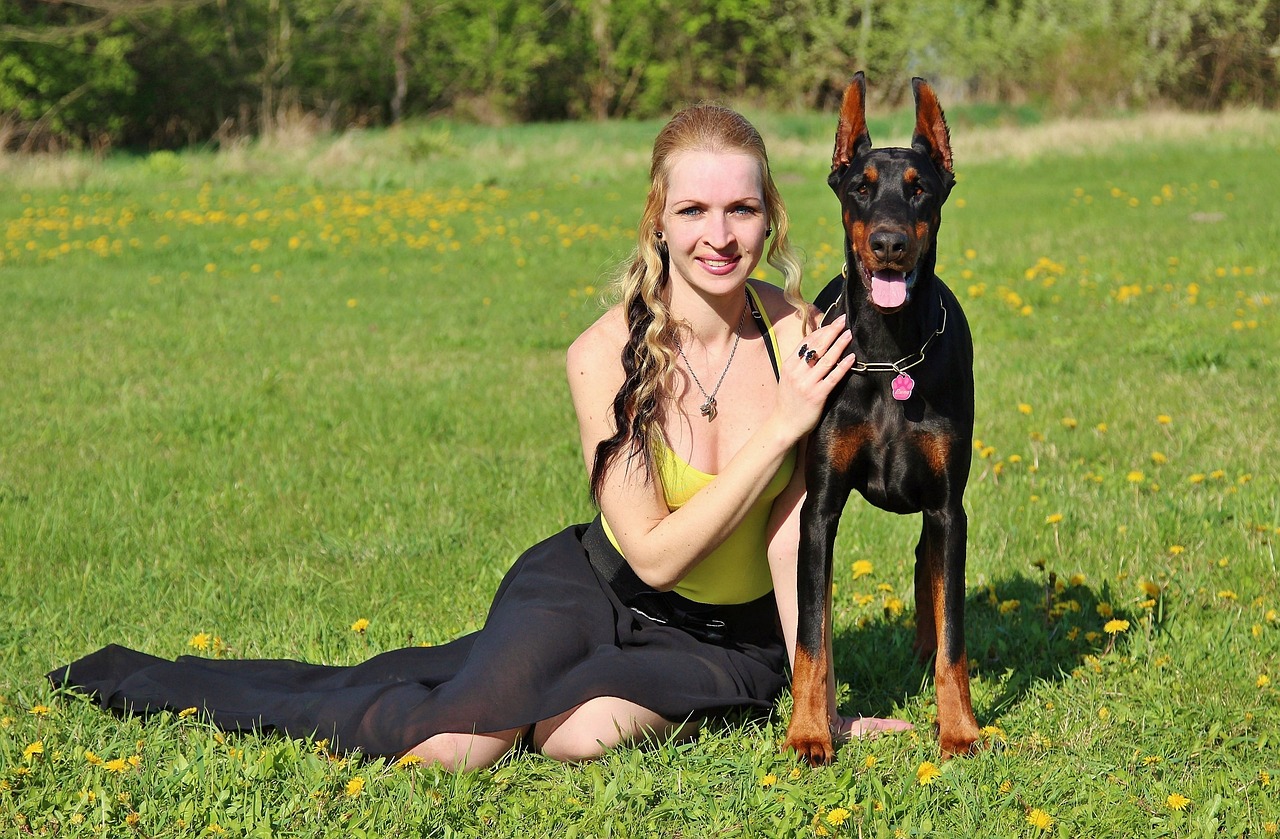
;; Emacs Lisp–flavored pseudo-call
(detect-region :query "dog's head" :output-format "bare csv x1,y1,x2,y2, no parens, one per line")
828,73,955,314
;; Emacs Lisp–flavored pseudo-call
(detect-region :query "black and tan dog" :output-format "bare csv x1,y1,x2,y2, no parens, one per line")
784,73,980,764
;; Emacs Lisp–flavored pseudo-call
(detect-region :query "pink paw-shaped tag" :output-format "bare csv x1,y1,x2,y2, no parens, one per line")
891,373,915,401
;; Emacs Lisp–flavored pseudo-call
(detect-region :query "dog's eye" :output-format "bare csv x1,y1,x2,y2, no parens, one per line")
855,184,870,196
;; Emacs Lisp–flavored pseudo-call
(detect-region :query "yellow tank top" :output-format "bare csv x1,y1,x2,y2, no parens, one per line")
601,284,796,605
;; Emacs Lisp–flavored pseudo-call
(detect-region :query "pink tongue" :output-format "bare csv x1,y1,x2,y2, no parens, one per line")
871,271,908,308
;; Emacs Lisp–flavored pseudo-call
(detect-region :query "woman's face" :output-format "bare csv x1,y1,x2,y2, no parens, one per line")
659,150,768,301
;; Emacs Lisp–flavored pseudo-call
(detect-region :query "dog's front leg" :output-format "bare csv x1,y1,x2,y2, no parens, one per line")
918,502,981,758
784,442,853,765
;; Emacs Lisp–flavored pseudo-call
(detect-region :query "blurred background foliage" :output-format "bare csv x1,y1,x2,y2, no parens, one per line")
1,0,1276,151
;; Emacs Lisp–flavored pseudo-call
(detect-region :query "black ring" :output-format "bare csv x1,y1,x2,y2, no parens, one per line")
798,344,809,359
805,349,818,364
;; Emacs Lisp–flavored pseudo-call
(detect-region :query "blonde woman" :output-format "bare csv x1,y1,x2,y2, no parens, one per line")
51,105,909,771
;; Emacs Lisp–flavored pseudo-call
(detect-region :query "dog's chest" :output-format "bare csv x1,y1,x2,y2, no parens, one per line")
822,386,957,514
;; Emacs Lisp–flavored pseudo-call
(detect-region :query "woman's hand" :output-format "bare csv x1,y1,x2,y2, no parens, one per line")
770,313,856,443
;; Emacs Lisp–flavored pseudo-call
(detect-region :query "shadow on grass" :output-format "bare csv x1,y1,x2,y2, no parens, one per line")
832,571,1150,724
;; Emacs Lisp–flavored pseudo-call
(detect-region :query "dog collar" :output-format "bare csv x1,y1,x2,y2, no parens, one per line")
825,280,948,401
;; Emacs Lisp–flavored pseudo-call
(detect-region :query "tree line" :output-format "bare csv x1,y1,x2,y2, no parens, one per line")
1,0,1275,152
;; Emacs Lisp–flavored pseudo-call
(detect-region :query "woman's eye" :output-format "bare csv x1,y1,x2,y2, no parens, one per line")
732,205,759,215
676,207,701,216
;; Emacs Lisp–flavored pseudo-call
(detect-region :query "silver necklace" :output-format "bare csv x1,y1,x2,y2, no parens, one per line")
675,291,748,422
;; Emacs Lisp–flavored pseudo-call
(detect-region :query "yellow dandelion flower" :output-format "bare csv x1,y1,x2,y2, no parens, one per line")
999,599,1021,614
1166,792,1191,811
1151,451,1168,464
999,779,1013,794
851,560,873,580
1218,590,1238,601
1157,414,1172,424
1188,473,1205,484
1104,619,1130,634
1140,580,1161,597
916,761,941,786
1097,707,1110,720
1026,809,1054,830
1263,821,1277,834
395,754,422,769
178,707,198,718
1210,469,1226,480
188,632,211,651
1168,545,1184,555
1069,573,1086,587
1096,602,1114,618
84,750,103,766
350,618,370,633
1045,513,1063,525
1018,403,1033,415
1126,471,1145,483
760,773,777,787
1061,417,1078,429
105,758,128,774
1142,755,1162,765
827,808,852,826
347,298,359,308
1095,422,1108,433
29,704,50,716
128,754,142,768
789,766,802,780
1260,771,1271,787
22,741,44,761
1258,674,1271,688
125,813,141,827
863,755,877,769
345,776,365,797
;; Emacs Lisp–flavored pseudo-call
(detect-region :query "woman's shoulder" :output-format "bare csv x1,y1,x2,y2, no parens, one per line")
748,280,818,344
566,305,628,384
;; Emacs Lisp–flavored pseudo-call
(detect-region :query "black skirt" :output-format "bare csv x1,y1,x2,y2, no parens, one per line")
48,522,788,758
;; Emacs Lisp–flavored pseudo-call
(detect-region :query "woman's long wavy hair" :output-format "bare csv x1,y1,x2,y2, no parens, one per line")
589,104,807,504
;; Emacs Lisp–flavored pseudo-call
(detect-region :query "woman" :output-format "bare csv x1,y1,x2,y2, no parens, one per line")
49,105,910,771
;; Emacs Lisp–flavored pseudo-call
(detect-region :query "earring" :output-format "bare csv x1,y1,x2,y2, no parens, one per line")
655,231,663,239
766,227,773,237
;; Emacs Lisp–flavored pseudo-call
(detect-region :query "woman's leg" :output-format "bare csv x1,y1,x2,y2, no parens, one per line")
532,697,700,763
404,727,524,772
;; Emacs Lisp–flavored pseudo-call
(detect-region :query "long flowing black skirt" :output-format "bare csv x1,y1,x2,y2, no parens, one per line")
48,524,788,758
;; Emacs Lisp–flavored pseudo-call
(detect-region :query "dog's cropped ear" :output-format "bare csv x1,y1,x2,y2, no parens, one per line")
831,72,872,185
911,77,954,187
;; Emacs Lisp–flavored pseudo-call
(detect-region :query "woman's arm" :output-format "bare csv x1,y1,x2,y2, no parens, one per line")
566,306,854,592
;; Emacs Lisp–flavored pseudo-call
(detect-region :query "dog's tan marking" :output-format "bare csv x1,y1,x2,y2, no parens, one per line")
864,165,878,183
912,431,950,476
828,424,872,472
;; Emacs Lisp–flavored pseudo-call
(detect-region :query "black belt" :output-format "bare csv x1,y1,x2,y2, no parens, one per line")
582,516,777,646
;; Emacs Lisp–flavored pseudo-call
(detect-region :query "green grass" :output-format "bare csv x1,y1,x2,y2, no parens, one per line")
1,108,1278,837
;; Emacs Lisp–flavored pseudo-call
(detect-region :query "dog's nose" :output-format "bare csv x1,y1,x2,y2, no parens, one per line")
869,230,908,261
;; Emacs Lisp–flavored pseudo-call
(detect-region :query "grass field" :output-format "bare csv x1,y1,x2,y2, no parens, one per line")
1,106,1278,837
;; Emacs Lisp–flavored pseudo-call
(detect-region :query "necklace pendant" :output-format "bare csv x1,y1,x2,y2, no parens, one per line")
699,397,718,421
891,372,915,401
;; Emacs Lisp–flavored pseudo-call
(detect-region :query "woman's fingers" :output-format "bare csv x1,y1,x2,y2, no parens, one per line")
834,715,914,743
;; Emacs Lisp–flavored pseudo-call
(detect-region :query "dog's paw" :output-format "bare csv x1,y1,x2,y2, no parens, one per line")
783,732,836,766
938,724,983,760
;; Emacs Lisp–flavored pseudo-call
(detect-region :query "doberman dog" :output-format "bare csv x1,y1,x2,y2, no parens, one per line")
784,73,980,765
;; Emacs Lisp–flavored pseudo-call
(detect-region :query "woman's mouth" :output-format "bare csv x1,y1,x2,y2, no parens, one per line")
698,255,740,275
